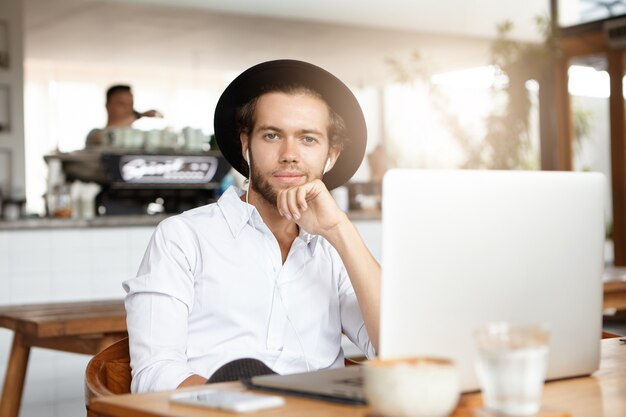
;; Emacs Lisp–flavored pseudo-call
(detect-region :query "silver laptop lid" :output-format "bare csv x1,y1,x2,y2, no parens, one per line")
380,169,605,391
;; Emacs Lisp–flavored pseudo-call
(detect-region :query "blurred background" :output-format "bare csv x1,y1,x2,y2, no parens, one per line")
8,0,616,229
18,0,554,211
2,1,626,416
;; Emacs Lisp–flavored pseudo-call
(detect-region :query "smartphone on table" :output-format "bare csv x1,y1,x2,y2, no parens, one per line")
170,389,285,413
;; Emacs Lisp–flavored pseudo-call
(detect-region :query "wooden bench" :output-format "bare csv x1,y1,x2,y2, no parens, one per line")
0,299,127,417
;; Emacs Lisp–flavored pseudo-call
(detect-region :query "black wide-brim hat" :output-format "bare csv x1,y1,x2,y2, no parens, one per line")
214,59,367,190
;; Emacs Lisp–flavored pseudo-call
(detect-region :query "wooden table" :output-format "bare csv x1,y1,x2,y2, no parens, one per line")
91,338,626,417
0,299,127,417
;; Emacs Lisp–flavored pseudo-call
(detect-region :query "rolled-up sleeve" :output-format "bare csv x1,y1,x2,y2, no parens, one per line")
123,218,197,393
337,267,376,359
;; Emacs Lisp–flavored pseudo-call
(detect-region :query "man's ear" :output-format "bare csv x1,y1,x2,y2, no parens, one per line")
240,133,249,163
325,146,341,172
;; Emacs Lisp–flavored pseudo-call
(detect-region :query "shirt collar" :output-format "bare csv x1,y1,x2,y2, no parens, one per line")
218,186,321,253
217,186,256,238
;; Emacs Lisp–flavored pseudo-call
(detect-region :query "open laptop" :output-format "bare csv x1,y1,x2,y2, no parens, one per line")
244,169,606,402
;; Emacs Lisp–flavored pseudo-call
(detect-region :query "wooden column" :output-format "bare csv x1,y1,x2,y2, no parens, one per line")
540,55,572,171
555,55,573,171
560,31,626,265
608,49,626,266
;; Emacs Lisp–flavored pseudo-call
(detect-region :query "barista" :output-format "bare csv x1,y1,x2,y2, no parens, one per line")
85,84,162,148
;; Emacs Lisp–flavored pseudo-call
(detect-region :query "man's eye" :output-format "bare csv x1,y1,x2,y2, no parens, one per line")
303,136,317,144
265,133,278,140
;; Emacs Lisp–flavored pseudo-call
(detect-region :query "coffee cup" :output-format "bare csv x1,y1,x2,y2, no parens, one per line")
363,357,459,417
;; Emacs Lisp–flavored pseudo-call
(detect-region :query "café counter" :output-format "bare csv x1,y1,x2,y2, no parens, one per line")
0,214,169,230
0,210,381,230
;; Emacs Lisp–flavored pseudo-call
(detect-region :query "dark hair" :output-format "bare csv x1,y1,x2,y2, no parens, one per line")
235,84,347,150
106,85,132,102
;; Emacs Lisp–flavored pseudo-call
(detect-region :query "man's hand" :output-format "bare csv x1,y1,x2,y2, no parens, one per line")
276,179,347,238
137,109,163,118
278,179,381,350
178,374,208,388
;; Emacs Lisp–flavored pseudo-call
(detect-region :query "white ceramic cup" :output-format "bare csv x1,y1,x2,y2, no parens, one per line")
363,357,459,417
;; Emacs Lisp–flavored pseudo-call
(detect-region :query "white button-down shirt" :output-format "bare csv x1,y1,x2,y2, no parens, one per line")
123,186,374,393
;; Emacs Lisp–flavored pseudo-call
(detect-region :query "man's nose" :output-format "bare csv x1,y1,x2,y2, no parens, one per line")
279,138,299,163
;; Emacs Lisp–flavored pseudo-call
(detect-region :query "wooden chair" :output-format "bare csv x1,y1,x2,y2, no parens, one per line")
84,337,131,417
82,336,365,416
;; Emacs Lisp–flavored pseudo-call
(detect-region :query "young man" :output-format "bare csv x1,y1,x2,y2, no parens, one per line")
85,84,162,147
123,60,381,393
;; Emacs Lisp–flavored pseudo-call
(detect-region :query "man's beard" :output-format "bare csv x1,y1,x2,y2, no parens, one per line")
249,161,313,207
250,165,279,207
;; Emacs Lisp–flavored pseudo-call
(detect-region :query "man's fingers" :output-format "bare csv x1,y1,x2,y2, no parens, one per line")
286,188,301,220
276,183,316,220
276,181,324,221
296,187,308,211
277,189,291,219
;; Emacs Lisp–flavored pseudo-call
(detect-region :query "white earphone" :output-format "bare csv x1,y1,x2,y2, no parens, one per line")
323,158,331,176
246,149,250,165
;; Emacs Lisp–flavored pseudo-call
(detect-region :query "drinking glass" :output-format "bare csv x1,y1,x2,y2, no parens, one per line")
474,323,549,416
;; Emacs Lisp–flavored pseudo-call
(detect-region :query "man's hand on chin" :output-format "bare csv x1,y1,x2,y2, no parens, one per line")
276,179,349,238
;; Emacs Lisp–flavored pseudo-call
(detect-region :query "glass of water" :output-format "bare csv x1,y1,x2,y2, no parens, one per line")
474,323,549,416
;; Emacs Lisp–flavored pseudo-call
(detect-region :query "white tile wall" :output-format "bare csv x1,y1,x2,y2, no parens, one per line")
10,271,54,304
50,270,92,302
54,361,90,400
21,377,57,406
0,233,9,306
8,231,54,276
19,402,56,417
0,329,11,390
0,222,381,417
0,225,159,417
91,268,129,299
54,398,87,417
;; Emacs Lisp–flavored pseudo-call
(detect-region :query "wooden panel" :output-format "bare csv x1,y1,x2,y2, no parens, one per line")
539,60,561,170
608,50,626,266
604,280,626,310
555,55,573,170
561,31,607,59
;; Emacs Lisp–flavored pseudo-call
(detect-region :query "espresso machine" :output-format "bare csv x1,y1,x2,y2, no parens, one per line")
45,149,231,215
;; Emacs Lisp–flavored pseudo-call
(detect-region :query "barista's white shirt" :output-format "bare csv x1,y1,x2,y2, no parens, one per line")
123,186,375,393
